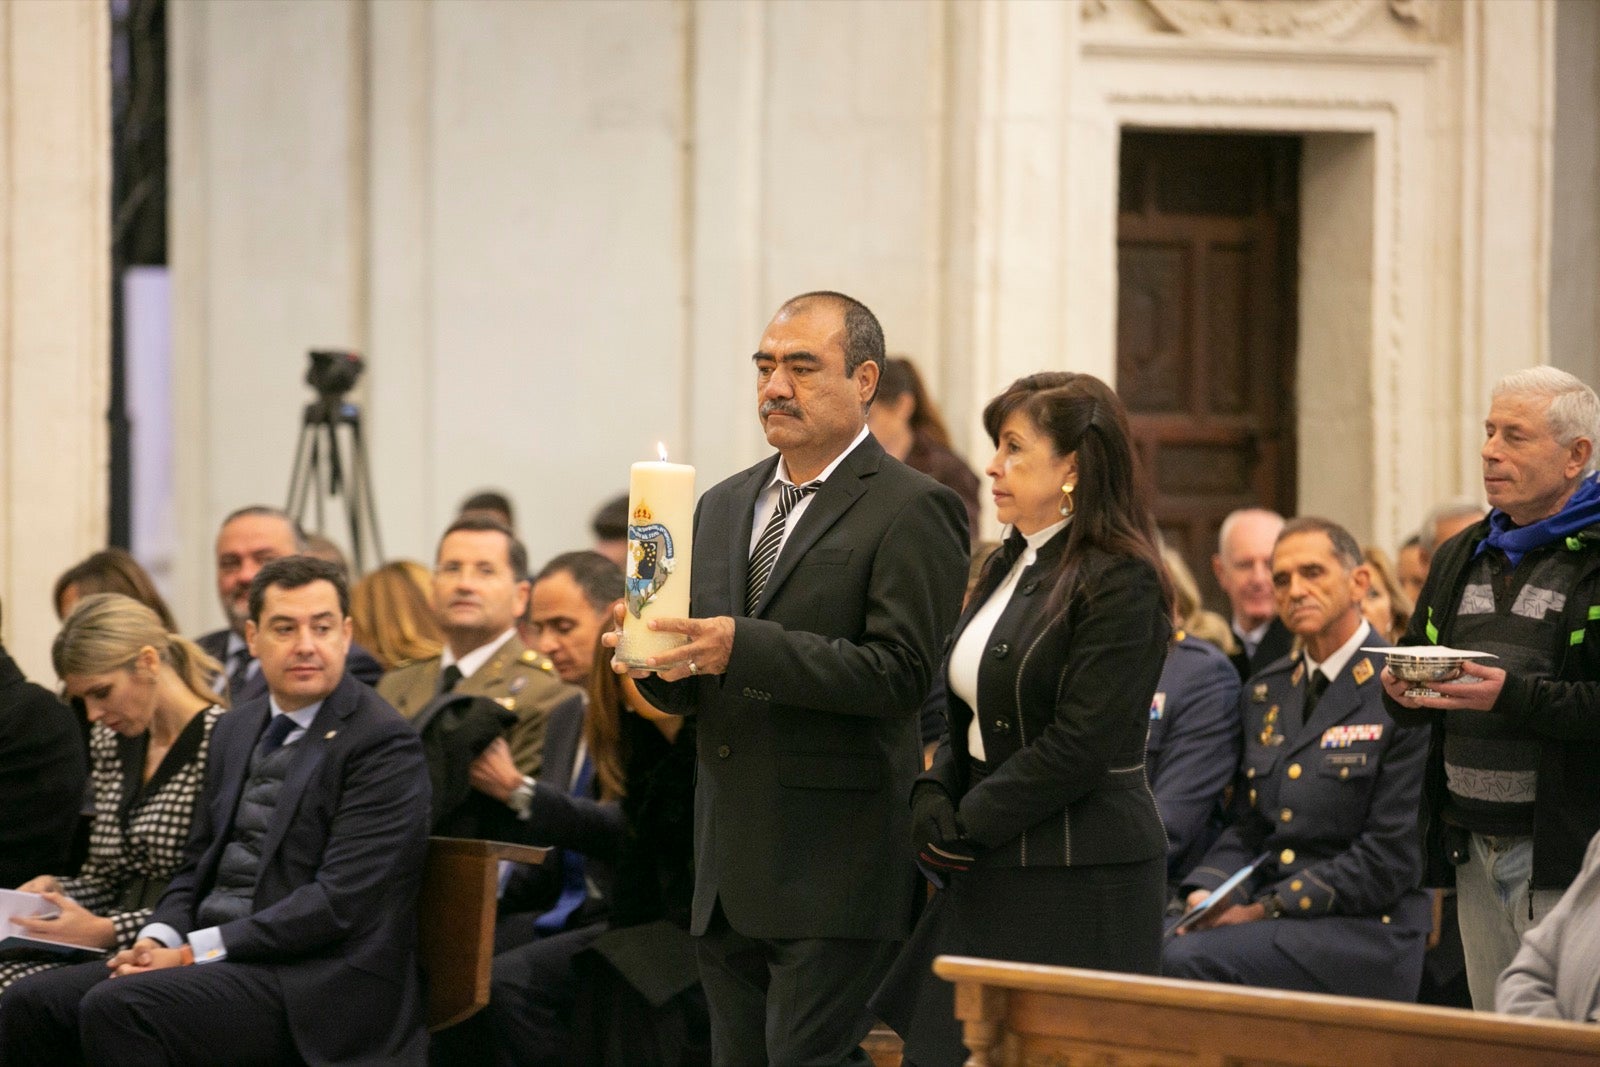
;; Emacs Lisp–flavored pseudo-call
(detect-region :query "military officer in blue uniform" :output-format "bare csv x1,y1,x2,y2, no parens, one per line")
1162,517,1431,1002
1147,629,1242,891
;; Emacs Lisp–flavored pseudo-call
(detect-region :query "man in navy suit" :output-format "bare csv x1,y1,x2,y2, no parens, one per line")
197,505,382,704
1215,508,1294,682
616,291,968,1064
0,556,432,1066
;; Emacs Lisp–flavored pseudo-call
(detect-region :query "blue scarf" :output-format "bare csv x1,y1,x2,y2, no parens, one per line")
1475,472,1600,567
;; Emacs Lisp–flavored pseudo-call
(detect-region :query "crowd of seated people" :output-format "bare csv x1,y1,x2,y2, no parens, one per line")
4,349,1600,1067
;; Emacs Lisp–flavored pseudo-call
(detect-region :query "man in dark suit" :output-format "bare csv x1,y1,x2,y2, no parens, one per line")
613,291,968,1064
1163,517,1430,1002
1214,507,1293,681
0,592,86,888
0,556,432,1066
197,505,382,704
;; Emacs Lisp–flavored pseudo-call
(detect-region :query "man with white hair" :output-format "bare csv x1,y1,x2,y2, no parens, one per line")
1382,365,1600,1010
1213,508,1292,681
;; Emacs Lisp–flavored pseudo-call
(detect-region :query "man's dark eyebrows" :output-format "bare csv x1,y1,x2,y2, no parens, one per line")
266,610,339,625
752,351,823,367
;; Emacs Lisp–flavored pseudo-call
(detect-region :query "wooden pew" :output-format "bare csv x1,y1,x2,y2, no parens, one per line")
934,955,1600,1067
419,836,550,1031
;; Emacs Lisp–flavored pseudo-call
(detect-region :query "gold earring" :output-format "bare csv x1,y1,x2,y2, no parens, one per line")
1059,483,1076,517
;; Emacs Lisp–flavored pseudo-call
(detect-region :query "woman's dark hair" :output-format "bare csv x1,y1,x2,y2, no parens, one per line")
981,372,1174,616
877,357,954,450
53,548,179,631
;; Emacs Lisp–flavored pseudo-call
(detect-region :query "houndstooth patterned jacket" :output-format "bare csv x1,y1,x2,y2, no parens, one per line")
0,705,222,995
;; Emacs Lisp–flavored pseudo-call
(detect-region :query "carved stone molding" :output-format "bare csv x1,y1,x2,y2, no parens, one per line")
1109,0,1435,39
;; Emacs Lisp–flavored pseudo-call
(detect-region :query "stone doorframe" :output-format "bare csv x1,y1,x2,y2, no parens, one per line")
961,0,1554,549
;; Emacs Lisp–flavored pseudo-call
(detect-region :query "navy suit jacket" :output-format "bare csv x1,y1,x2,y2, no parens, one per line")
1147,633,1243,884
1228,616,1293,683
198,628,384,705
149,671,431,1065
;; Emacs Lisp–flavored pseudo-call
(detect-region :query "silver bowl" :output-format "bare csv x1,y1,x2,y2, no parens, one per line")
1385,654,1464,698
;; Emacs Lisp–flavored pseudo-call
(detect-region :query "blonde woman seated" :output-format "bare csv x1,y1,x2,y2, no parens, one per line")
0,595,224,996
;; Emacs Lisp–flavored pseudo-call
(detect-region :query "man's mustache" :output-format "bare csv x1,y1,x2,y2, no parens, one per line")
761,400,802,419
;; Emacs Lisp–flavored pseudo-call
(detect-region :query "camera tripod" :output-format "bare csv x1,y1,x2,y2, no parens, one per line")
286,396,384,574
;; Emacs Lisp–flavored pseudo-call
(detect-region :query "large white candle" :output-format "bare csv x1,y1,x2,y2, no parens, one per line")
616,445,696,669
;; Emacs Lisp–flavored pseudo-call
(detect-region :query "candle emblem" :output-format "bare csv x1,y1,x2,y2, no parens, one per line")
625,503,676,616
617,444,695,669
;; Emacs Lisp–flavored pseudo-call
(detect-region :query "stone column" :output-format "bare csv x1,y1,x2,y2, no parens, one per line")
0,0,111,679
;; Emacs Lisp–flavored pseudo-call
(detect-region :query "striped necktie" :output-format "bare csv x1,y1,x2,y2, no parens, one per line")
745,481,819,614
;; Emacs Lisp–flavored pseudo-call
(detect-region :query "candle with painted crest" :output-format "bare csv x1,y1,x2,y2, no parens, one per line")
617,443,696,669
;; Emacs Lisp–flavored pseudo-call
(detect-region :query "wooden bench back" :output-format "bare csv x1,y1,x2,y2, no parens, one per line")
934,955,1600,1067
419,836,549,1032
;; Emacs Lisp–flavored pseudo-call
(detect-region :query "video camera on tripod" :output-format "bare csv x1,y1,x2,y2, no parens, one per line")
287,349,384,574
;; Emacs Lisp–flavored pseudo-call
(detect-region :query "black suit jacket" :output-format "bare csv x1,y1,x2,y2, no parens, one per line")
0,650,85,887
925,536,1171,869
642,435,968,940
149,672,431,1065
493,696,624,922
197,628,384,705
1228,616,1293,683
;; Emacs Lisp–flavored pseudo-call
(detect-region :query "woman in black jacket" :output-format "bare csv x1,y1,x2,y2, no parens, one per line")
874,372,1173,1066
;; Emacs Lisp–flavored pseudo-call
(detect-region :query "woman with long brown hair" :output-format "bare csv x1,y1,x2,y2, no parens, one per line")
874,372,1174,1066
868,356,983,540
0,594,224,996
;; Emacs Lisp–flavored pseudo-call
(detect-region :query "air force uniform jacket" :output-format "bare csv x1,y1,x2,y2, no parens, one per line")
1162,624,1431,1001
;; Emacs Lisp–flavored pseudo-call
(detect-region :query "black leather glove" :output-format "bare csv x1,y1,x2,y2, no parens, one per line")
911,782,974,887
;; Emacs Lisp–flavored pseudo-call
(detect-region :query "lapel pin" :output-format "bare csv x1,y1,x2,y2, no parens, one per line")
324,730,337,740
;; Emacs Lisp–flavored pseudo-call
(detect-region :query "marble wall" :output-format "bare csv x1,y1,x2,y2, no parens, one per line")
0,0,1580,670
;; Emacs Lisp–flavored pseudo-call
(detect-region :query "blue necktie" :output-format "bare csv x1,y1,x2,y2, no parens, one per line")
258,713,297,756
533,754,595,934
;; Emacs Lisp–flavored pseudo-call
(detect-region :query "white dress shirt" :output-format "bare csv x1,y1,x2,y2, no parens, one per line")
747,425,871,557
441,627,517,680
949,520,1069,761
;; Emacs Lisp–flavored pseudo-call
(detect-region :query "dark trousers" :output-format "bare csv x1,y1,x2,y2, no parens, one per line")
872,858,1165,1067
431,922,604,1067
694,901,899,1067
0,958,299,1067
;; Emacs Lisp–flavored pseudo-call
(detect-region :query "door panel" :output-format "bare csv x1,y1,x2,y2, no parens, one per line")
1117,132,1300,615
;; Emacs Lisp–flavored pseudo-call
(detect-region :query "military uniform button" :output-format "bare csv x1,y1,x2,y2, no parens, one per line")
1299,897,1312,910
1280,849,1295,865
1382,915,1392,924
1287,763,1302,780
1249,789,1258,805
1289,879,1303,891
1246,767,1256,779
1280,808,1293,822
717,745,731,759
1339,767,1350,779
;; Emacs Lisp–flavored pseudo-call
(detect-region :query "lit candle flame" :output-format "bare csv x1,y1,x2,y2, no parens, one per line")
657,442,669,462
